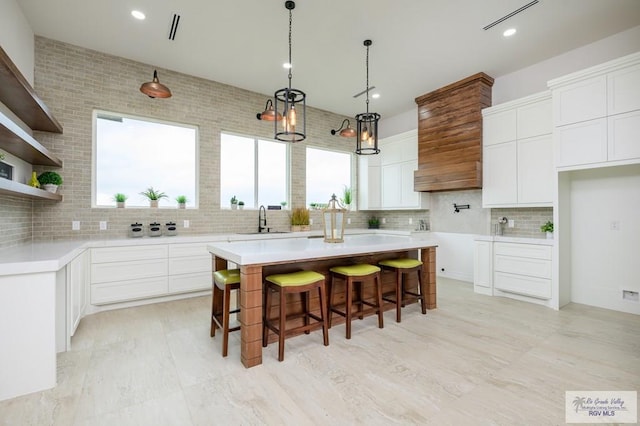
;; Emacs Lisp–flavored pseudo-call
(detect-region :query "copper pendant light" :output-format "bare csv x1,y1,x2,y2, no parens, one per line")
140,70,172,98
256,99,283,121
330,119,356,138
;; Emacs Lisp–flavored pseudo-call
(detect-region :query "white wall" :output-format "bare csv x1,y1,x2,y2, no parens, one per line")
431,232,475,283
567,164,640,315
0,0,34,84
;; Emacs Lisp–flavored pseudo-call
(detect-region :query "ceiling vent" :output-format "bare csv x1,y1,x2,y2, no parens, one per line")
483,0,539,30
168,14,180,40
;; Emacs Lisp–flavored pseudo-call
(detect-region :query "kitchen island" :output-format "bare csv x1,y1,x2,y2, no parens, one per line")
207,233,438,367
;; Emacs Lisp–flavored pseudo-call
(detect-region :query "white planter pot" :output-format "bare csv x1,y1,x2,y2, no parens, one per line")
178,203,186,209
546,232,553,239
231,204,238,210
150,200,159,208
42,184,58,193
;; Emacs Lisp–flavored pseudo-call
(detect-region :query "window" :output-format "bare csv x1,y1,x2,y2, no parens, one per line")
220,133,288,208
93,111,198,208
306,147,352,207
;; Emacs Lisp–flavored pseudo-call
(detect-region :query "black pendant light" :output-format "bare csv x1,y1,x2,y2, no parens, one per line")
273,1,306,142
355,40,380,155
140,70,172,98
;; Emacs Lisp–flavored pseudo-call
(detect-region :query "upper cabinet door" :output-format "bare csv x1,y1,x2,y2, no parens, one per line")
483,109,517,146
517,98,552,139
553,75,607,126
608,63,640,116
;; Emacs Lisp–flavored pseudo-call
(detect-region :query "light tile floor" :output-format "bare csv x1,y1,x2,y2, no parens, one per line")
1,278,639,425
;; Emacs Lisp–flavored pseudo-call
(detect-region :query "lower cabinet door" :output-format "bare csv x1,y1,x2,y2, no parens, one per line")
168,272,211,293
91,277,168,305
494,272,551,299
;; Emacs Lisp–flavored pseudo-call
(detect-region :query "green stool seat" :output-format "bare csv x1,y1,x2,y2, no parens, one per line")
329,264,381,277
379,258,426,323
263,270,329,362
211,269,241,357
266,270,325,287
379,258,422,269
213,269,240,288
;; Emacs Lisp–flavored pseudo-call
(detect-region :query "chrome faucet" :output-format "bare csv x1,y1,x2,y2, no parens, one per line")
258,205,268,233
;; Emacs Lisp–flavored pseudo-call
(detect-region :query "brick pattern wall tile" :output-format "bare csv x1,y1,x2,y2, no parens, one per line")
491,207,553,238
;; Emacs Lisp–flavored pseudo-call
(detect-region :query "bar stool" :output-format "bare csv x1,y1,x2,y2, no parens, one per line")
328,264,384,339
378,258,426,322
210,269,241,357
262,270,329,362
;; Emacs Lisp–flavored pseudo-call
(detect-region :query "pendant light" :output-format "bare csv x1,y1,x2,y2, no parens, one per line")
273,1,306,142
256,99,283,121
330,119,356,138
355,40,380,155
139,70,172,98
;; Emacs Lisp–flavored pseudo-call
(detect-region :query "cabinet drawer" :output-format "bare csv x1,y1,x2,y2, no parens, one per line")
168,243,210,258
91,258,167,284
494,255,551,279
168,255,211,275
555,118,607,167
494,272,551,299
91,245,168,263
91,276,168,305
168,272,211,293
494,242,551,260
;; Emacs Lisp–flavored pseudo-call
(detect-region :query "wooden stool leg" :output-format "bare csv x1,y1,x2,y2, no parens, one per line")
355,281,364,320
303,290,310,334
417,268,427,314
263,284,271,348
318,281,329,347
211,283,223,337
278,287,286,362
375,272,384,329
221,285,232,357
328,274,335,328
345,277,353,339
396,269,402,323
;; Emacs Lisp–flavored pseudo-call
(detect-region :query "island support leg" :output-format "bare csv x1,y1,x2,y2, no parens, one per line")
421,247,437,309
240,264,263,367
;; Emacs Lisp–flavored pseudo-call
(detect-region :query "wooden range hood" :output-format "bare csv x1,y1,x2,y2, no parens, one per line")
414,72,494,192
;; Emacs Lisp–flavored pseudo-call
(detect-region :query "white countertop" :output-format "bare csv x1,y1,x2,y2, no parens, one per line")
207,233,438,265
474,235,555,245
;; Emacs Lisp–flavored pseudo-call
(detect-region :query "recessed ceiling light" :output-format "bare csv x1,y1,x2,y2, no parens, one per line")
503,28,516,37
372,93,380,99
131,10,146,20
283,62,292,69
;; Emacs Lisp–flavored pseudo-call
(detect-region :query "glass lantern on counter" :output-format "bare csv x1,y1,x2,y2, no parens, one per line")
322,194,346,243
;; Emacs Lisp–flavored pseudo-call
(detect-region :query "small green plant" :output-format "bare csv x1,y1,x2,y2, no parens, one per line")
238,201,245,206
0,152,5,161
230,195,238,204
280,201,287,207
341,185,352,206
290,207,310,226
37,171,62,185
140,187,168,201
368,217,380,228
175,195,188,204
113,193,128,202
541,221,554,233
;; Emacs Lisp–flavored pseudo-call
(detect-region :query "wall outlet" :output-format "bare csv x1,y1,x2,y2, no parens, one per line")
622,290,638,302
183,220,190,228
409,218,413,225
508,219,515,228
309,218,314,225
99,221,107,230
347,218,351,225
72,221,80,231
382,218,386,224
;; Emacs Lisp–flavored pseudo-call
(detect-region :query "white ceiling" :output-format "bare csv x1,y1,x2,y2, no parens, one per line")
16,0,640,118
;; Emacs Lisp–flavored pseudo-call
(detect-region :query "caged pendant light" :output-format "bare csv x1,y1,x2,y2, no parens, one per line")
355,40,380,155
273,1,306,142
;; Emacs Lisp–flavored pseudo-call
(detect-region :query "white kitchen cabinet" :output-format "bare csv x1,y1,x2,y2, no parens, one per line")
90,245,169,304
473,240,493,296
67,251,88,337
482,91,553,207
168,243,212,293
549,51,640,170
493,242,552,300
362,129,430,210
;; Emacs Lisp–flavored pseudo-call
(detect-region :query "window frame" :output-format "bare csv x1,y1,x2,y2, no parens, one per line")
91,109,200,209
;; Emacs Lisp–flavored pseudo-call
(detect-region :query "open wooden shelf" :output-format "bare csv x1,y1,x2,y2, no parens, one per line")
0,46,62,133
0,178,62,201
0,110,63,167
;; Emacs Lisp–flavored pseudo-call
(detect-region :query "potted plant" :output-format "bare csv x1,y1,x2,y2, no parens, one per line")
230,195,238,210
280,201,287,209
368,217,380,229
341,185,352,210
113,193,128,208
175,195,188,209
38,171,62,193
140,186,168,208
238,200,245,210
541,221,554,239
290,207,310,232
